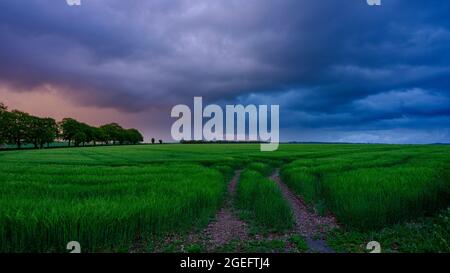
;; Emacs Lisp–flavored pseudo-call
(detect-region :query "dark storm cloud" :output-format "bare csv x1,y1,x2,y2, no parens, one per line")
1,0,450,142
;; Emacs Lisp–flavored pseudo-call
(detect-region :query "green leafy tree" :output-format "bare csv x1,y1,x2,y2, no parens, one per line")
27,116,40,148
0,103,11,145
1,103,142,150
151,138,155,144
125,129,144,144
27,116,44,148
100,123,124,144
39,118,58,148
73,131,87,147
79,123,94,146
60,118,81,147
22,116,58,149
93,127,108,145
9,110,33,149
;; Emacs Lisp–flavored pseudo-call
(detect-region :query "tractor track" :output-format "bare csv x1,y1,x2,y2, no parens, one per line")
270,169,338,253
201,170,249,251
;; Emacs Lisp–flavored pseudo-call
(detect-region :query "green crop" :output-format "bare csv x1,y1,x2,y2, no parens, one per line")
236,170,294,232
0,143,449,252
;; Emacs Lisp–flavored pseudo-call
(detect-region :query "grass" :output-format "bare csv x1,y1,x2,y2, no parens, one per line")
246,162,274,176
328,207,450,253
0,143,449,252
281,148,450,230
289,235,308,252
236,170,294,232
0,163,225,252
322,166,448,229
185,244,204,253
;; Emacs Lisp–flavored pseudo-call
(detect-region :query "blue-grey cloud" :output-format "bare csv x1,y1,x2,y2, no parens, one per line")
0,0,449,143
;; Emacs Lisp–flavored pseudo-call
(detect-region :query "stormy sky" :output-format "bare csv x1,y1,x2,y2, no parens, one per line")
1,0,449,143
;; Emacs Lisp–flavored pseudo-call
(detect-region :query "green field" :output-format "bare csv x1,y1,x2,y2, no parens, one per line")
0,144,449,252
237,169,294,232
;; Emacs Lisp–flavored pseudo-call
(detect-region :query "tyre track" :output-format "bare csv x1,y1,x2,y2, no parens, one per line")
202,170,249,251
270,170,338,253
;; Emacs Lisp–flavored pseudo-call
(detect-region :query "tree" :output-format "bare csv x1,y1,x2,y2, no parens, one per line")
1,105,57,149
159,139,163,144
100,123,124,145
41,118,58,148
1,103,144,150
151,138,155,144
27,116,41,148
125,129,144,144
27,116,55,148
9,110,33,149
92,127,108,146
60,118,81,147
73,131,87,147
79,123,94,146
0,103,11,145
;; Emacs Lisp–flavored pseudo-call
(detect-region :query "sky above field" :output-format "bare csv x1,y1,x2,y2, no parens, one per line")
1,0,450,143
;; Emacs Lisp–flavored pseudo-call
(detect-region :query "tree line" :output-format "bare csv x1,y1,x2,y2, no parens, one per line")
0,102,144,149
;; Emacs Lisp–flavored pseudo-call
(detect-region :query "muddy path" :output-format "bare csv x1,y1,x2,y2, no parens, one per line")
201,170,249,251
270,170,338,253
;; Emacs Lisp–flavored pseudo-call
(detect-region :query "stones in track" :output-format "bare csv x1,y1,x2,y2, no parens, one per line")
202,170,249,251
270,170,338,253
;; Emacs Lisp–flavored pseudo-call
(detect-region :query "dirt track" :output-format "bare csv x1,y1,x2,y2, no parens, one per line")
202,170,249,250
270,170,338,253
146,169,338,253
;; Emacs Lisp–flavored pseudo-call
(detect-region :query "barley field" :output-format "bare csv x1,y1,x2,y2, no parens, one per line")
0,144,449,252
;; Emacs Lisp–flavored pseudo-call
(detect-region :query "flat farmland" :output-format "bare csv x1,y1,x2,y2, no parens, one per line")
0,144,449,253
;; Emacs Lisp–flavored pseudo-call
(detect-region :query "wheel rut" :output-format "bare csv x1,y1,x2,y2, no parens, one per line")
202,170,249,251
270,170,338,253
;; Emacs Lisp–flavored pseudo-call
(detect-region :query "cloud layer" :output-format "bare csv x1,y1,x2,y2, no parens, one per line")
1,0,449,143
